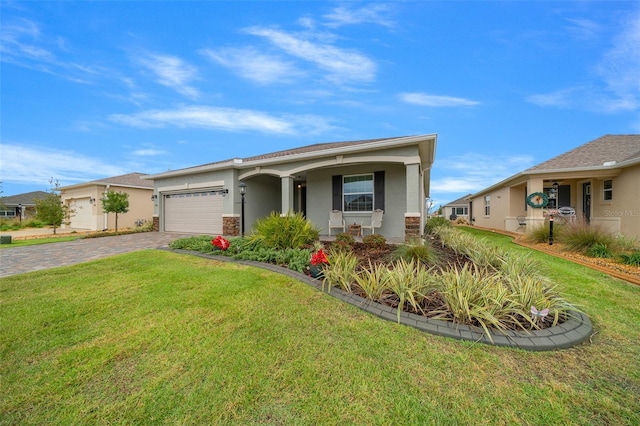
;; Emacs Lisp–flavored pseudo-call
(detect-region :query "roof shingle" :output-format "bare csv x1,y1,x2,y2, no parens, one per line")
526,134,640,171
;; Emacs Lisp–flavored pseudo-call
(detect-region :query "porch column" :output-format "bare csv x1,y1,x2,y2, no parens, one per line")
281,176,294,214
527,177,546,229
405,163,422,240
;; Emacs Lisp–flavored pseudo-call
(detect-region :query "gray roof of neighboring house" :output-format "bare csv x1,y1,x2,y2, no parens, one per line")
444,194,472,206
1,191,50,206
59,173,154,190
526,134,640,171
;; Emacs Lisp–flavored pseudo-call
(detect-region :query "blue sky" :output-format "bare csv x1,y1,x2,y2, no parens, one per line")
1,1,639,208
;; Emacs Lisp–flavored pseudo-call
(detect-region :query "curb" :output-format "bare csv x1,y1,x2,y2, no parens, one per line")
170,249,593,352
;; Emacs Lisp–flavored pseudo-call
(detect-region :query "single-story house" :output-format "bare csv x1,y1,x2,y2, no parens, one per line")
442,194,472,221
0,191,49,220
468,134,640,239
58,173,154,231
144,134,437,241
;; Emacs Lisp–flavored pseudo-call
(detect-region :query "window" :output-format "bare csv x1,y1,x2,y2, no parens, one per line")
484,195,490,216
454,207,468,215
603,179,612,201
343,174,374,212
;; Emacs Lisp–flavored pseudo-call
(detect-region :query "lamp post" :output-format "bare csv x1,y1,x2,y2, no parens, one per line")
239,182,247,236
549,215,554,246
18,204,22,225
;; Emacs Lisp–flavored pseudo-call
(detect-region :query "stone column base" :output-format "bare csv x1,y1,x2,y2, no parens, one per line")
223,215,240,236
152,216,159,232
404,215,421,241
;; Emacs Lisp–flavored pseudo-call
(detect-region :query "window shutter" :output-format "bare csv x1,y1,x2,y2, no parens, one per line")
374,171,385,210
332,175,342,210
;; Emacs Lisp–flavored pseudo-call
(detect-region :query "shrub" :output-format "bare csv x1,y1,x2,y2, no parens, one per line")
585,243,612,258
392,239,437,265
333,232,355,251
560,220,616,254
323,249,359,293
614,234,638,252
249,211,319,250
619,251,640,266
362,234,386,250
352,261,392,303
386,259,437,322
425,216,451,234
168,235,216,253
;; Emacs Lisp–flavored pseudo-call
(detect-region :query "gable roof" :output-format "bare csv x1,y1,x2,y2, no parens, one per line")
444,194,472,206
58,173,154,191
526,134,640,172
1,191,50,206
145,134,437,179
469,134,640,199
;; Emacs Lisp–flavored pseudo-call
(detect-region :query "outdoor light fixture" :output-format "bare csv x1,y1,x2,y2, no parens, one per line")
239,182,247,236
548,181,559,209
89,197,96,205
151,194,158,201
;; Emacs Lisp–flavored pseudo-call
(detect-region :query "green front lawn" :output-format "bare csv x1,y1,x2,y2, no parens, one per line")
1,230,639,424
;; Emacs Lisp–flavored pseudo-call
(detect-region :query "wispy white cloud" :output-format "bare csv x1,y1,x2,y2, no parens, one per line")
201,47,301,84
528,10,640,114
399,92,480,107
564,18,602,40
244,26,376,84
0,144,126,187
138,53,199,99
323,4,395,28
431,153,535,199
110,106,335,135
132,148,168,156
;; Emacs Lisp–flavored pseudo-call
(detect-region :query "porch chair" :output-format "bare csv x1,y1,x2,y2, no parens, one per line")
328,210,346,235
516,216,527,232
361,209,384,235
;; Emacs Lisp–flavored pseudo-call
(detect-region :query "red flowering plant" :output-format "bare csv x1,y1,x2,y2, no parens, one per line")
308,248,329,278
212,236,230,251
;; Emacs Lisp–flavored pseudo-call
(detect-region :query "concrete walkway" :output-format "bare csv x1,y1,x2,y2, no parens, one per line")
0,232,192,278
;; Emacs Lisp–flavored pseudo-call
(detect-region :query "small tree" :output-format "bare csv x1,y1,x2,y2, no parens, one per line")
35,178,72,234
101,190,129,232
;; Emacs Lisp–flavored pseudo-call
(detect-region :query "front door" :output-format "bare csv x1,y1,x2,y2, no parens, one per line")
582,182,591,223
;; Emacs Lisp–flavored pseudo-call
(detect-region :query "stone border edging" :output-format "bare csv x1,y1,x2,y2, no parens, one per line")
170,249,593,352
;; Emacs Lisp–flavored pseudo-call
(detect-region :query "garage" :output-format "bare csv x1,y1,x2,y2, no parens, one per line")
69,198,93,229
163,191,224,234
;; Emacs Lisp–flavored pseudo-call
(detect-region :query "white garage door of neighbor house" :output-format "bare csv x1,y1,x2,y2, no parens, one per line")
70,198,92,229
164,191,224,234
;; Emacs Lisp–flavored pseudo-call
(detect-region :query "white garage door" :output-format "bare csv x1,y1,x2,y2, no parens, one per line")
164,191,224,234
69,198,93,229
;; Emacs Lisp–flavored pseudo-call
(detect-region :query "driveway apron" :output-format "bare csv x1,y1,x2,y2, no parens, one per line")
0,232,193,278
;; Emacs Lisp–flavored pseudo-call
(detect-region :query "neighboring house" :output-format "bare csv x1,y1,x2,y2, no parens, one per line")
468,135,640,239
144,135,437,241
443,194,472,221
58,173,154,231
0,191,49,220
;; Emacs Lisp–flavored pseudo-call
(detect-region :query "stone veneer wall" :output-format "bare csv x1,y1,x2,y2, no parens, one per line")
223,216,240,236
152,216,159,232
404,216,421,241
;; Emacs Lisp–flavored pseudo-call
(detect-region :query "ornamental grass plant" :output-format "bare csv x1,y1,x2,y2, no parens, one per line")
248,211,319,250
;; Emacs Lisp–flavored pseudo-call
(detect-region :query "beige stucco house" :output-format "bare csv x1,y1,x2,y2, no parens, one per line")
59,173,154,231
144,135,437,241
468,135,640,239
442,194,472,222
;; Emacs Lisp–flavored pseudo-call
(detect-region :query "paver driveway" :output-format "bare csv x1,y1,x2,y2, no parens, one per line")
0,232,193,278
